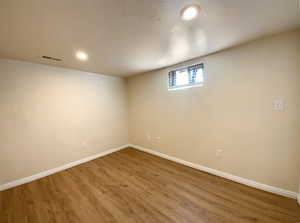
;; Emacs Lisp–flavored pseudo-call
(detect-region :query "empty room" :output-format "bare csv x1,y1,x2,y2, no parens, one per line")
0,0,300,222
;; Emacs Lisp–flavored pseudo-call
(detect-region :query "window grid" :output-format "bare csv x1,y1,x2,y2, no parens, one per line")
168,63,204,90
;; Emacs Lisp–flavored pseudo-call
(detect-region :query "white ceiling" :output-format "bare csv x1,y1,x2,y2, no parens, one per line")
0,0,299,76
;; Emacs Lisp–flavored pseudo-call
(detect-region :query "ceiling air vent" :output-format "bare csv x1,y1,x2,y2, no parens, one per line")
42,56,62,61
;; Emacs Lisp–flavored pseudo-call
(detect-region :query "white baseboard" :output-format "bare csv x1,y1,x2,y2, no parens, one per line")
129,144,298,200
298,193,300,205
0,144,130,191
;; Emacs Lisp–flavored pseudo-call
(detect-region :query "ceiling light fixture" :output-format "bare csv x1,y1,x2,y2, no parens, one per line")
76,51,88,61
181,4,200,21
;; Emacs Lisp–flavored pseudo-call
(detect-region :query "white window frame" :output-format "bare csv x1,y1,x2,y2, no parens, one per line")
167,63,204,91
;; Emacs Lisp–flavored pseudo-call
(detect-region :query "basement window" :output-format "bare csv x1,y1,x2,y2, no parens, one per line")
168,63,204,90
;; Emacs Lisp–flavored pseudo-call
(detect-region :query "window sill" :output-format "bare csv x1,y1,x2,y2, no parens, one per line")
168,83,203,91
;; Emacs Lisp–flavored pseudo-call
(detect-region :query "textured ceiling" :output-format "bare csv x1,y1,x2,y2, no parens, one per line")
0,0,300,76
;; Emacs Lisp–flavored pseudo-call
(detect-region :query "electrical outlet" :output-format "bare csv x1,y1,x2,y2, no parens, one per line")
273,99,285,111
147,134,151,141
216,149,223,157
81,141,87,148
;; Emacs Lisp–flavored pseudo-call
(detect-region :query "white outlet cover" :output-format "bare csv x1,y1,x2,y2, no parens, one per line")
273,100,285,111
216,149,223,157
147,134,151,141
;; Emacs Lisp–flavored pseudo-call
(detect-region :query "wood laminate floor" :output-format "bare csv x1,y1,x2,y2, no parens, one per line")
1,148,300,223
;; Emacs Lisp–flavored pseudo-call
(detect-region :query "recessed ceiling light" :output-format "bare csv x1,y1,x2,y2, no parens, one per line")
76,51,88,61
181,5,200,21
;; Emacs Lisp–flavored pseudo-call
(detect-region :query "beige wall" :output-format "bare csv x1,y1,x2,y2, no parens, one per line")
127,30,300,192
0,60,128,185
